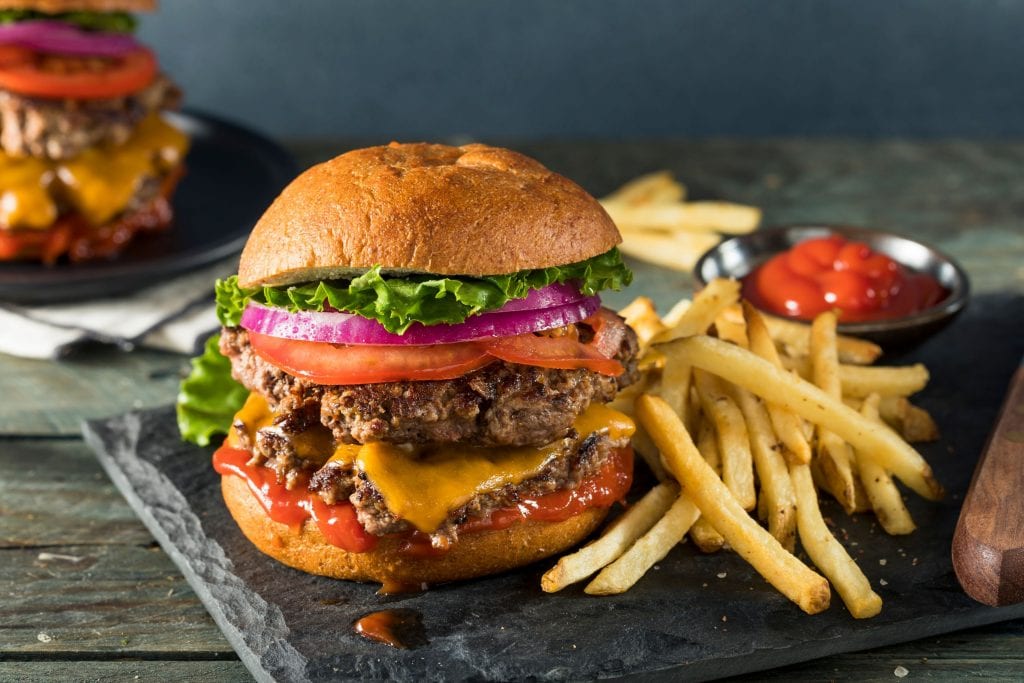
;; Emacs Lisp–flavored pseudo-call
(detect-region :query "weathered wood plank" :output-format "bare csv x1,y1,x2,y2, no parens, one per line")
0,439,153,548
0,661,250,683
0,544,233,656
0,347,186,437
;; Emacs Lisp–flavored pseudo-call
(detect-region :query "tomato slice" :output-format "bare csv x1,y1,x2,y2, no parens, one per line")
0,46,157,99
248,310,628,385
486,333,624,376
248,332,496,384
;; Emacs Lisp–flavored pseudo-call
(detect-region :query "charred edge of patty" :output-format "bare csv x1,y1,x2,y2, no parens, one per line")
219,314,639,448
305,428,628,547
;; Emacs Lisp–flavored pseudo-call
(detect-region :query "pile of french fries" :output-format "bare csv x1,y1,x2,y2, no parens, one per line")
543,279,943,619
600,172,762,271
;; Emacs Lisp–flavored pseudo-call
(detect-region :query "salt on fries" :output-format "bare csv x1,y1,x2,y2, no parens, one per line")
599,172,761,272
542,279,943,619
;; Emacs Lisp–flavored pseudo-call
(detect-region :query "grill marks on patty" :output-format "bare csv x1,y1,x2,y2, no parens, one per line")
0,75,181,160
219,314,639,448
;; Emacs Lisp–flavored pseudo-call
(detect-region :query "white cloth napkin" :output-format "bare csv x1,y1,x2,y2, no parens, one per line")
0,259,234,359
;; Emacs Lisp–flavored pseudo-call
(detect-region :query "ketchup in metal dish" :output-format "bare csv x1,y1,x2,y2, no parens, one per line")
741,235,947,323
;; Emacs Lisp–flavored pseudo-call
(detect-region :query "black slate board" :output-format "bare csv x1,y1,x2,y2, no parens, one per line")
83,294,1024,682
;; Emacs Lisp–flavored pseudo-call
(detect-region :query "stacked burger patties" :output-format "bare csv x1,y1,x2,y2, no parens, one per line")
0,0,187,263
179,142,641,585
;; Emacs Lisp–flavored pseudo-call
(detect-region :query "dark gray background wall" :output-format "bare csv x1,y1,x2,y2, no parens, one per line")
140,0,1024,140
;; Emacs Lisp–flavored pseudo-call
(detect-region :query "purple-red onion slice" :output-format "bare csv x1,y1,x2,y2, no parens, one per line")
0,21,141,57
488,281,586,312
240,296,602,345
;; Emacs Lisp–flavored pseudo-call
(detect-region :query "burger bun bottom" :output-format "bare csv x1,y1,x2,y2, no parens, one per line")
221,473,609,585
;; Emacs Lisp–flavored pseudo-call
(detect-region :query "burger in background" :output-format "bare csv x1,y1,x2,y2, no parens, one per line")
0,0,188,263
178,142,639,587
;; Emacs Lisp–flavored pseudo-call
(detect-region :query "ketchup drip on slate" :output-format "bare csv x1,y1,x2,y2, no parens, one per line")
354,609,428,649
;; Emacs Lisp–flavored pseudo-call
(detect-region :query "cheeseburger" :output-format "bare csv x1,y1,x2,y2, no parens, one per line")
0,0,188,263
178,142,639,586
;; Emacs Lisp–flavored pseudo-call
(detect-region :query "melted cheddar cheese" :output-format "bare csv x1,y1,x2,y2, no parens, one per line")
0,114,189,231
228,392,335,463
229,393,636,534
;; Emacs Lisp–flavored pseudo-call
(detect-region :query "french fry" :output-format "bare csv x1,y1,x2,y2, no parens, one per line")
602,201,761,235
618,296,668,352
542,482,679,592
636,394,831,614
732,387,798,551
759,314,882,365
653,278,742,344
743,302,813,465
584,491,701,595
790,462,883,618
630,421,670,483
691,419,726,552
811,313,860,514
693,369,756,511
659,336,944,500
782,356,930,398
714,308,748,348
856,394,916,535
696,416,722,475
651,279,741,426
661,297,692,328
601,170,686,206
880,397,940,442
618,231,721,272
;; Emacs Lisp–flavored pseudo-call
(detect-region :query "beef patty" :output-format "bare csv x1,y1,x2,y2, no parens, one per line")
220,312,639,449
233,414,630,548
0,75,181,160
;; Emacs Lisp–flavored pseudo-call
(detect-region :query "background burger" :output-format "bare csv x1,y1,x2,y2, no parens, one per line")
0,0,187,263
178,142,639,587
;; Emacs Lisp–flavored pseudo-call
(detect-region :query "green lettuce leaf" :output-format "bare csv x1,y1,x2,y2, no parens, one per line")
216,247,632,333
176,333,248,446
0,10,137,32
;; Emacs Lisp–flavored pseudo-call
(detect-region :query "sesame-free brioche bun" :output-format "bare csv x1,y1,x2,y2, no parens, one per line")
221,472,609,584
237,142,621,288
1,0,155,11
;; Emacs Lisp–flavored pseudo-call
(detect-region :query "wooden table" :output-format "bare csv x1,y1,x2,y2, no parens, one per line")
2,140,1022,681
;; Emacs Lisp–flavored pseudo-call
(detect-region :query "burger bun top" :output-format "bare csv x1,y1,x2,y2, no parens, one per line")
238,142,622,288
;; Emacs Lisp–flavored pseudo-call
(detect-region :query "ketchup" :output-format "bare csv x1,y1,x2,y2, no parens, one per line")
742,235,947,323
212,446,378,552
398,447,634,558
212,444,634,556
353,609,428,649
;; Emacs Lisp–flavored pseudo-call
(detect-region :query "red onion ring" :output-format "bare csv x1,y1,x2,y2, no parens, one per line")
0,21,140,57
240,296,602,345
492,281,586,312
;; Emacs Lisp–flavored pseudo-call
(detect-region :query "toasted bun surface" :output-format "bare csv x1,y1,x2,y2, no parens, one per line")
1,0,155,11
221,473,608,584
238,142,621,288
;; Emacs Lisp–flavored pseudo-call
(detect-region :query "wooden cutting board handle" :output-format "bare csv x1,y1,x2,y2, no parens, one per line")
952,365,1024,606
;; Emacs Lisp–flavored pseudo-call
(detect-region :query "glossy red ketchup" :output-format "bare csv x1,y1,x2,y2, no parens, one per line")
214,445,633,556
212,446,377,552
742,235,947,323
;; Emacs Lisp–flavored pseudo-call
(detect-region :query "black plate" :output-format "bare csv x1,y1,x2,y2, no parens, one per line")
0,110,297,305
